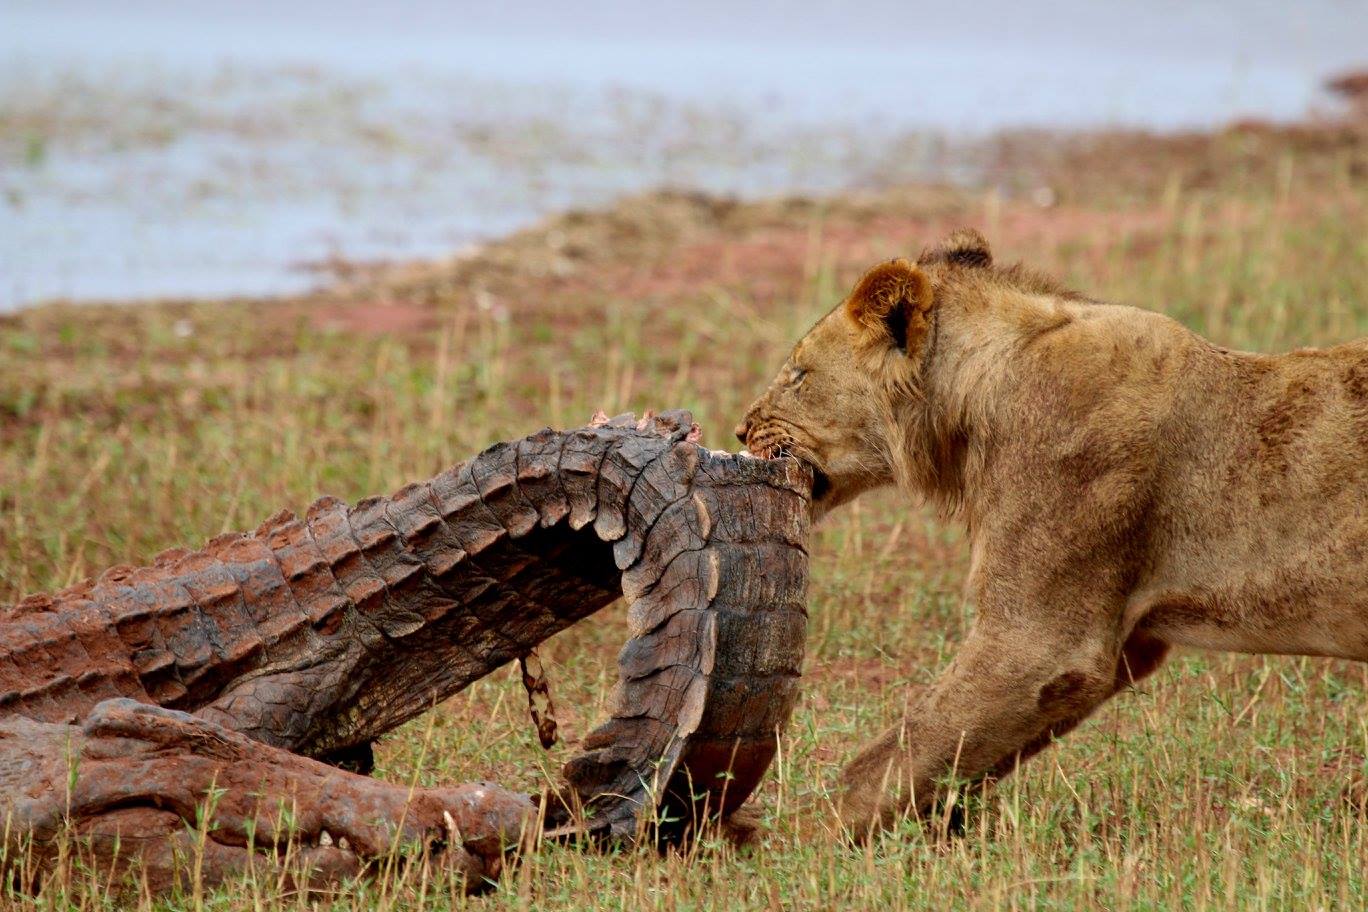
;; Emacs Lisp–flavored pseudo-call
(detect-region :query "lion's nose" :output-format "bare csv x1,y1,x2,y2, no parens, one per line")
734,419,751,444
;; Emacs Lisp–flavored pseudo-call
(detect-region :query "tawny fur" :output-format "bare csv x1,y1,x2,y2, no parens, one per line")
736,228,1368,839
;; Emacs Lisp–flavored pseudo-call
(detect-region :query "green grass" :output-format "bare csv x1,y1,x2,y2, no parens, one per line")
2,136,1368,910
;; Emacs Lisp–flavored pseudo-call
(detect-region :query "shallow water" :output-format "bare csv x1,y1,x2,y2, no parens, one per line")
2,1,1364,309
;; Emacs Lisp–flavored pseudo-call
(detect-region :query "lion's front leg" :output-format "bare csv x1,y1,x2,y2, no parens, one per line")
836,618,1133,840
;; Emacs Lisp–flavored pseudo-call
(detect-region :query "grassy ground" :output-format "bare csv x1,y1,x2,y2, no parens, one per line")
2,122,1368,910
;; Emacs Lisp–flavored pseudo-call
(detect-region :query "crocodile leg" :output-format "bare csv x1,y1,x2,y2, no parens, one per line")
0,699,535,894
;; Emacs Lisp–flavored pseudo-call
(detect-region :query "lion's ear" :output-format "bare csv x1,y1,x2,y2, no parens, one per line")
918,228,992,268
844,259,933,355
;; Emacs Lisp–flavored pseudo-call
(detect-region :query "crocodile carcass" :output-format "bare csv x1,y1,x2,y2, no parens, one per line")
0,410,811,892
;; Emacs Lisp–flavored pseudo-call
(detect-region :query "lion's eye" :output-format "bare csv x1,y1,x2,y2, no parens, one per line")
789,367,808,387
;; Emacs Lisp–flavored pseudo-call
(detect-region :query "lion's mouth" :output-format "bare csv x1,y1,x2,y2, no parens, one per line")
748,439,831,502
595,411,834,502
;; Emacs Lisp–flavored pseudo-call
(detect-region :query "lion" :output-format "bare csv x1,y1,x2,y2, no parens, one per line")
736,228,1368,839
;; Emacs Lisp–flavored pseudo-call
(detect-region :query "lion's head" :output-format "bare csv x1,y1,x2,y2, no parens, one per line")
736,229,994,517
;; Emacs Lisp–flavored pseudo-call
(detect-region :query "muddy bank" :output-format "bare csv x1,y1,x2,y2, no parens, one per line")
4,114,1363,366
